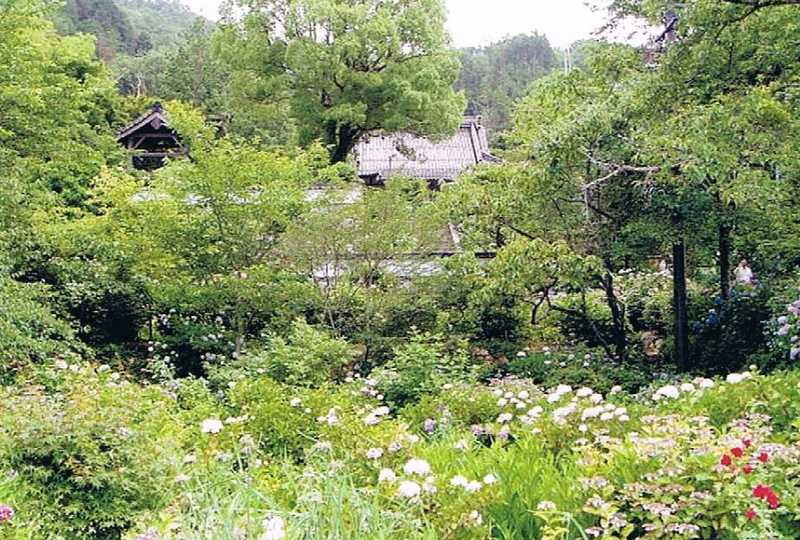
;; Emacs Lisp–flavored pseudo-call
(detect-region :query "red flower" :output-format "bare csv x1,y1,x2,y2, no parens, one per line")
720,454,733,467
753,485,771,499
752,484,781,508
767,493,780,509
731,447,744,458
758,452,770,464
746,507,758,521
743,464,754,474
743,439,753,448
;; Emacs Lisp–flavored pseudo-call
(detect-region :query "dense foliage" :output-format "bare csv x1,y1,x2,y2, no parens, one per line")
1,0,800,537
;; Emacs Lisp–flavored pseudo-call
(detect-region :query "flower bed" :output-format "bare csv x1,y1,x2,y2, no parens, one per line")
1,364,799,539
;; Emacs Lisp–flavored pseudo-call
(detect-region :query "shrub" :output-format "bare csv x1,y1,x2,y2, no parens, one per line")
207,319,357,389
690,286,773,374
504,346,653,394
370,332,486,408
764,288,800,369
0,273,84,383
0,364,183,539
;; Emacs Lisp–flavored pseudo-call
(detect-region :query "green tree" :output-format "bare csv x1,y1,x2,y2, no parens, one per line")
280,180,444,359
215,0,466,161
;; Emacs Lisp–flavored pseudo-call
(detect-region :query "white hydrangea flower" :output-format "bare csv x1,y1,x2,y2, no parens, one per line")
537,501,557,511
403,459,431,476
726,372,751,384
576,387,593,398
465,480,483,493
378,468,396,483
320,408,339,426
679,383,696,393
546,393,562,404
518,390,530,400
483,473,498,485
497,412,513,424
654,385,680,400
290,398,302,407
528,405,544,416
450,475,469,488
366,448,384,460
397,481,422,499
581,406,603,421
201,419,224,434
260,516,286,540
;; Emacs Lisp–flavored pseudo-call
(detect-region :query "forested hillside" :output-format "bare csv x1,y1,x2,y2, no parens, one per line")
117,0,199,49
456,33,558,145
53,0,201,59
2,0,800,538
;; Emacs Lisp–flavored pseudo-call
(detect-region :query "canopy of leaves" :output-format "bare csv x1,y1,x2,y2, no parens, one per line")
215,0,467,161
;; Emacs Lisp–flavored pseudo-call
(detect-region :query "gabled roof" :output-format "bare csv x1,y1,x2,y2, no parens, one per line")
354,116,498,183
117,102,172,142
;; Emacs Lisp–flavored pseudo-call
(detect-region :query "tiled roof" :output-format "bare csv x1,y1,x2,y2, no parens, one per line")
117,103,171,141
354,117,496,182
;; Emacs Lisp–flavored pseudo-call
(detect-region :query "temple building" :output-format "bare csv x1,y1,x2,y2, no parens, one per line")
353,116,499,188
117,103,188,170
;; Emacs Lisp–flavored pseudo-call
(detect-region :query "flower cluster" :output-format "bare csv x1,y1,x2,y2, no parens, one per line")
0,504,13,524
752,484,780,510
769,297,800,361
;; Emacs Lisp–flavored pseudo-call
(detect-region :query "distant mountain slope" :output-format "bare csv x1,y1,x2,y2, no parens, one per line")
117,0,203,50
54,0,203,60
456,33,558,146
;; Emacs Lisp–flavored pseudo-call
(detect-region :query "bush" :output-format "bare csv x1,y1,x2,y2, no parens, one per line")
504,346,653,394
0,274,84,382
370,332,486,408
764,287,800,369
0,364,183,539
690,286,773,374
207,319,357,389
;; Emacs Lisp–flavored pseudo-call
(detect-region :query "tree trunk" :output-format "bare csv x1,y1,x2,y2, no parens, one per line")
718,222,732,302
235,333,243,359
602,272,627,363
330,125,360,164
672,240,690,371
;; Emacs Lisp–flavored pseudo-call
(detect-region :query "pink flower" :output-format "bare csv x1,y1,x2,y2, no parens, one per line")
720,454,732,467
758,452,770,464
731,447,744,458
746,507,757,521
0,505,14,523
